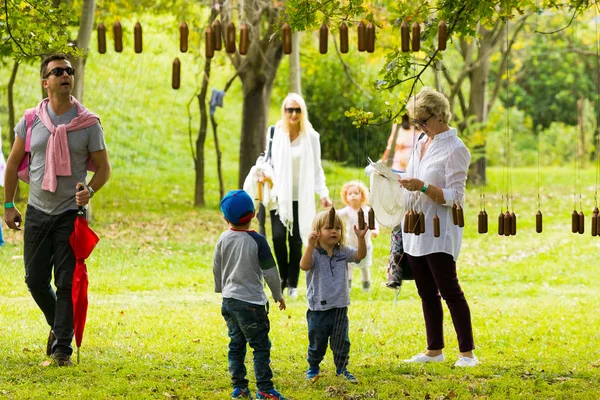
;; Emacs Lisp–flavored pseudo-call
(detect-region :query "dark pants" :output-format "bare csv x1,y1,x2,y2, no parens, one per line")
221,298,274,391
306,307,350,373
24,205,79,356
406,253,474,352
270,201,302,289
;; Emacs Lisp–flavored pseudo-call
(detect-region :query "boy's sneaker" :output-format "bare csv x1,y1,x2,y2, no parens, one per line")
362,281,371,293
337,369,358,384
288,287,298,299
232,387,252,399
306,368,320,380
256,388,286,399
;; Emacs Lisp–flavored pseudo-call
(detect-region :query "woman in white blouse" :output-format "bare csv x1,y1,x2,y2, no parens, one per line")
398,87,478,367
268,93,331,299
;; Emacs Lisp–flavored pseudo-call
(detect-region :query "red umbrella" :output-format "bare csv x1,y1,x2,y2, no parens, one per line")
69,206,99,364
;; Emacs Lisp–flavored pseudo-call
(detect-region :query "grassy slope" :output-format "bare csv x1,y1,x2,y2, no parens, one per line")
1,20,600,399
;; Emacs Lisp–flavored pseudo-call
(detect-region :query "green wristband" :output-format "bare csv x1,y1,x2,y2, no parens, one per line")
4,202,15,209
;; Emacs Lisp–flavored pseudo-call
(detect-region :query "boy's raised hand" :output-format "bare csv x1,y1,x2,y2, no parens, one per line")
277,298,286,310
353,224,368,238
307,231,320,247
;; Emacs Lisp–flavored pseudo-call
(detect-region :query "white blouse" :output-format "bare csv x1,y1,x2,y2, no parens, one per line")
401,128,471,261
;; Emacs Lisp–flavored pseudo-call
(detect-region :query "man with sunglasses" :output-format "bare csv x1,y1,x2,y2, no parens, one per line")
3,53,111,366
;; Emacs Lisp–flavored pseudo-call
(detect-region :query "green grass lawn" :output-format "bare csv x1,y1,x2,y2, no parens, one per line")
2,19,600,399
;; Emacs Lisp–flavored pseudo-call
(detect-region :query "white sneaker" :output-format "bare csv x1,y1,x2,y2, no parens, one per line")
288,287,298,299
404,353,445,363
454,355,479,367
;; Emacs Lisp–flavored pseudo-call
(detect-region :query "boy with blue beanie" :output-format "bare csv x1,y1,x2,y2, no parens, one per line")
214,189,287,400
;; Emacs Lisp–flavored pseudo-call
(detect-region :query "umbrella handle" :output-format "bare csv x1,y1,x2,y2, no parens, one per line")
77,186,85,214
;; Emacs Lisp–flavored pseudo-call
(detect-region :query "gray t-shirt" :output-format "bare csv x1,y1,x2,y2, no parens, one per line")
15,104,106,215
305,245,357,311
213,229,283,305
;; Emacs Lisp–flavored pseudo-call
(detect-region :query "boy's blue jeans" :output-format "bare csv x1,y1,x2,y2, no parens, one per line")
221,298,274,391
306,307,350,373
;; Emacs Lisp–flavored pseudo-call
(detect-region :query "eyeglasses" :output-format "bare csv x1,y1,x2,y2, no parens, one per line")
44,67,75,79
412,114,433,128
285,107,302,114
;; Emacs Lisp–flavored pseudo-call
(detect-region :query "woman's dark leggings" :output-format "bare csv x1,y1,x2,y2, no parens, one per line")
270,201,302,289
406,252,475,353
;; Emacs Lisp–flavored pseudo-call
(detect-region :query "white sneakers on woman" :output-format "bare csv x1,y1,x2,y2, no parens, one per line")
404,353,445,363
454,355,480,367
404,353,479,367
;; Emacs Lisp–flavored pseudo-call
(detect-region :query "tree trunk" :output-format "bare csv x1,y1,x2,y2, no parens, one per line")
238,85,269,189
288,32,302,95
234,4,283,188
466,26,494,185
71,0,97,102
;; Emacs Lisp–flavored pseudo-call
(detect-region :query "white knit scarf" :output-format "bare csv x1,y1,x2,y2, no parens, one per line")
271,125,316,244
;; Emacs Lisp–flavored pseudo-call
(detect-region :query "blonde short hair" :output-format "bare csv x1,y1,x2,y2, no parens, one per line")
277,93,315,136
406,87,451,124
312,210,346,247
340,180,369,207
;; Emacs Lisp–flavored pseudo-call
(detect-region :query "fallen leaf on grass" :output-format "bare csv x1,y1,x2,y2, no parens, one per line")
40,360,52,367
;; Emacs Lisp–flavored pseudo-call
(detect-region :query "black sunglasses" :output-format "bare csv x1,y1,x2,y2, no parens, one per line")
285,107,302,114
44,67,75,78
412,114,433,128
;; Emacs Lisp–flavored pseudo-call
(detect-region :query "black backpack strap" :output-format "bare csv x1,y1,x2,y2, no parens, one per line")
265,125,275,162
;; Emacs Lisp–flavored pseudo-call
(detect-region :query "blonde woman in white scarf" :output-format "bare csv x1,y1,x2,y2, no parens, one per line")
268,93,331,299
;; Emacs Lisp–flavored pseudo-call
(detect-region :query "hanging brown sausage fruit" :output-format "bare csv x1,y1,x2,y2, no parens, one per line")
213,20,222,51
457,205,464,228
180,21,189,53
226,22,236,53
401,21,410,52
205,26,214,58
358,21,366,52
172,58,180,89
328,206,336,229
433,214,440,237
438,20,447,51
134,22,143,54
97,23,106,54
239,23,249,55
357,208,365,230
114,21,123,53
572,209,579,233
282,23,292,55
536,210,543,233
319,23,328,54
339,22,348,54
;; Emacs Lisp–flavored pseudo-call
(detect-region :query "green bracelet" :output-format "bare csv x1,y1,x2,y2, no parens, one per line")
3,202,15,209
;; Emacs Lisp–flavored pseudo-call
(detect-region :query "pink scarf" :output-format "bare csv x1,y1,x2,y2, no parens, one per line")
36,97,99,192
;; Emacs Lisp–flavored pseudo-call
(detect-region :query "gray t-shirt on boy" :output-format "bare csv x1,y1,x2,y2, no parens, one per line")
305,246,357,311
213,229,283,305
15,104,106,215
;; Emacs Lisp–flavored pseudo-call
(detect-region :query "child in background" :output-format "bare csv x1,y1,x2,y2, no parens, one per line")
337,181,379,292
213,189,287,400
299,210,368,383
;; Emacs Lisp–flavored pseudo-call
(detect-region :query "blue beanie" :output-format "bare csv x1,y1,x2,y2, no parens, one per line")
220,190,255,225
